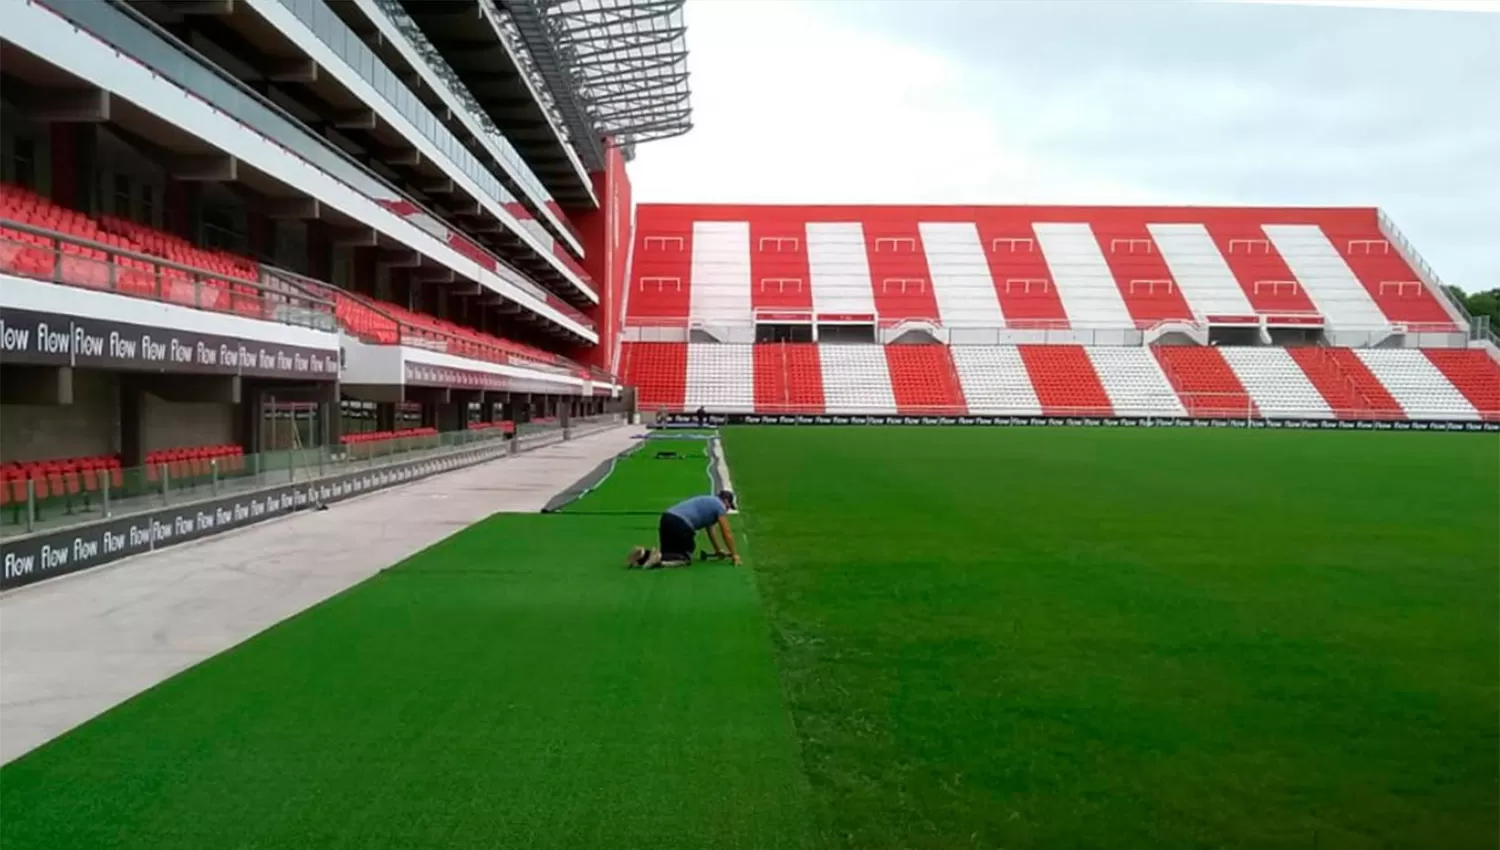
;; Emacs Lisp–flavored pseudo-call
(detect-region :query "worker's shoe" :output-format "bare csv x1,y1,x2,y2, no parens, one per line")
627,546,662,569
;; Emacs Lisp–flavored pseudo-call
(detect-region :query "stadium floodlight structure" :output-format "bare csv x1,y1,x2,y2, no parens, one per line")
499,0,693,165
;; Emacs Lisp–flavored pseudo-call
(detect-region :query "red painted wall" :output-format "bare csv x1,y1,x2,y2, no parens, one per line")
571,144,633,373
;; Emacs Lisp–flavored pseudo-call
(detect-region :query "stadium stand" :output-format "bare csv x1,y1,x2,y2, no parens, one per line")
623,203,1497,422
624,341,1499,421
0,0,637,576
629,205,1466,337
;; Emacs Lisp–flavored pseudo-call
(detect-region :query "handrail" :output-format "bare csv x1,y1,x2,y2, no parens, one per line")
636,312,1471,339
0,214,605,378
1,218,332,306
326,288,582,376
1316,346,1378,414
0,217,337,332
290,275,609,380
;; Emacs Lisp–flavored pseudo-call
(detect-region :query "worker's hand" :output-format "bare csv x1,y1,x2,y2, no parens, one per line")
731,554,742,566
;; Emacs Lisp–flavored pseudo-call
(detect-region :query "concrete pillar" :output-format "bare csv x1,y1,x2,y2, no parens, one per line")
320,381,342,448
306,219,332,283
119,375,147,467
49,125,76,210
376,401,397,432
445,401,466,433
247,210,272,263
165,179,190,236
355,245,378,298
184,182,204,243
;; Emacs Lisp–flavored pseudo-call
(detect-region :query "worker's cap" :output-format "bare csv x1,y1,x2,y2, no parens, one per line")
717,489,737,509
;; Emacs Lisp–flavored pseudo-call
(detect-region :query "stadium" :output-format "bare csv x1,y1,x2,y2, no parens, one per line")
0,1,1496,848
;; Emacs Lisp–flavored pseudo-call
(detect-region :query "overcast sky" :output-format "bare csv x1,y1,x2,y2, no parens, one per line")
628,0,1499,293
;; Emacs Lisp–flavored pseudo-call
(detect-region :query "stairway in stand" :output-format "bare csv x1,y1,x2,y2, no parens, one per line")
1288,347,1385,419
885,345,966,414
1019,346,1112,416
1153,347,1255,419
753,343,825,414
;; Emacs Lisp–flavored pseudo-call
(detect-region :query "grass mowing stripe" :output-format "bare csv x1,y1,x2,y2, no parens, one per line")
1,444,812,850
727,427,1499,850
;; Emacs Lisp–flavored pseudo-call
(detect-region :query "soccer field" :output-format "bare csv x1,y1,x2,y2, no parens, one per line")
1,428,1495,849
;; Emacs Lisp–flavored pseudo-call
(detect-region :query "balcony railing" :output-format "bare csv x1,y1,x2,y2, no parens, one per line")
0,219,336,333
0,216,620,386
250,263,587,378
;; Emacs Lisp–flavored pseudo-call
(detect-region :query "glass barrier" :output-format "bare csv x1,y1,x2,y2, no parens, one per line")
0,222,336,333
0,417,625,539
45,0,595,330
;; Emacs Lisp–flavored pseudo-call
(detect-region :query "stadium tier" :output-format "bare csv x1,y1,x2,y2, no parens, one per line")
622,342,1500,420
623,203,1499,422
627,204,1470,343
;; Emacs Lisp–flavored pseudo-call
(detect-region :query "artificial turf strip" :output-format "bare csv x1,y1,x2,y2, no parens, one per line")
0,459,813,848
725,427,1500,850
560,437,718,515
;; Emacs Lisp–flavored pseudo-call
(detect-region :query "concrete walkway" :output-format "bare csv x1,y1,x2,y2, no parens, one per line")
0,425,645,764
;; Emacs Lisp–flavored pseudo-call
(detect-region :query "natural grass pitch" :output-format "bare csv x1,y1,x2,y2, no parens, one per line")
727,427,1499,849
2,427,1494,849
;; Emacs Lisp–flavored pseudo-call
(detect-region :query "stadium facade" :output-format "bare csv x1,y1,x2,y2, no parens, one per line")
0,0,686,581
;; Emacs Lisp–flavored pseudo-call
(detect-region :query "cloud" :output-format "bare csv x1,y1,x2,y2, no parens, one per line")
629,0,1499,291
1225,0,1500,12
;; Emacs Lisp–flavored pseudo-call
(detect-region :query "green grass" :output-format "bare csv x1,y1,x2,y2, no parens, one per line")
3,428,1496,850
726,427,1499,849
0,440,812,850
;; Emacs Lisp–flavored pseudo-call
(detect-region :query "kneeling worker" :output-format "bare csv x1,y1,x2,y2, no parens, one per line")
629,490,740,568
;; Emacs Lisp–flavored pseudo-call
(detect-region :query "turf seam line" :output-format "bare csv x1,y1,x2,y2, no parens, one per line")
538,443,643,513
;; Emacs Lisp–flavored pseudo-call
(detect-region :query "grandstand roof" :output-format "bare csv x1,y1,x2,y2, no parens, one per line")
500,0,693,165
